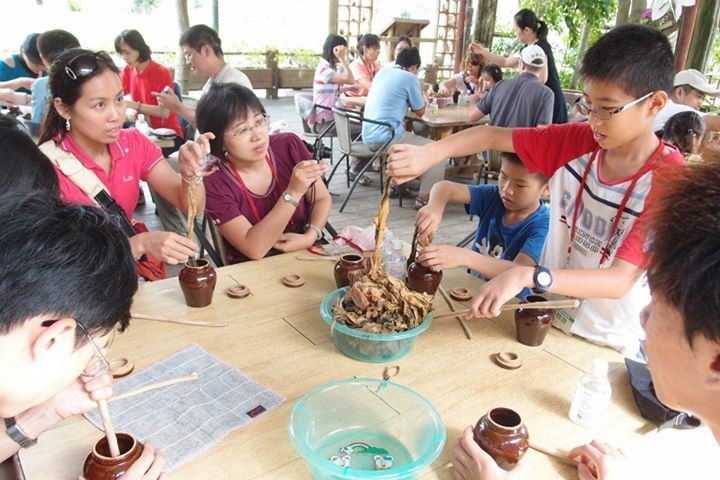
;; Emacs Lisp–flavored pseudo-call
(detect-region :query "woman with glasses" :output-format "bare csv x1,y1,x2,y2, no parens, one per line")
38,49,210,277
114,29,184,154
438,48,486,102
197,83,331,263
471,9,568,124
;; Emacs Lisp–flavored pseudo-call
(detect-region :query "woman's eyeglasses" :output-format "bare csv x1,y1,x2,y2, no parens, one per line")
226,114,269,141
64,52,112,81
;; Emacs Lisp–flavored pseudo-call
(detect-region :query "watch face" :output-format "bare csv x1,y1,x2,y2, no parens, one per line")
537,271,551,286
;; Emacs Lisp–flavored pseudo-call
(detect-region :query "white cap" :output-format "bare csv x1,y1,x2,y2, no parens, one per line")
673,69,720,96
591,359,609,377
520,45,546,68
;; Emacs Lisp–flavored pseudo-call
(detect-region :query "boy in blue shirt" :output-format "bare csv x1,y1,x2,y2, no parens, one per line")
416,152,548,298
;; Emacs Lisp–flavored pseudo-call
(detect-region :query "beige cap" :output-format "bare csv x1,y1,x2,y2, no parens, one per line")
520,45,545,68
673,69,720,96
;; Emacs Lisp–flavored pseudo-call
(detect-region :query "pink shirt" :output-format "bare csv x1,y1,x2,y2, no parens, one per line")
348,58,379,97
55,129,164,220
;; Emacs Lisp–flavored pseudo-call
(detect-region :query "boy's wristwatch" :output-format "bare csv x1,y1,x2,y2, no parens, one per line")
4,417,38,448
533,266,553,293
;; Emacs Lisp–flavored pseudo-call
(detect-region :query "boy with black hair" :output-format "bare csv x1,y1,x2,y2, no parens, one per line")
452,153,720,480
387,24,685,355
0,195,165,479
416,152,548,299
31,29,80,124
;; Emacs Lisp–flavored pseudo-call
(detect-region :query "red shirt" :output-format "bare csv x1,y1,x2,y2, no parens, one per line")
203,133,312,263
55,129,164,220
121,60,183,138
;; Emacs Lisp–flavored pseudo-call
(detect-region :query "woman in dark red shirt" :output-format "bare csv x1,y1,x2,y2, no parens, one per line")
198,83,331,263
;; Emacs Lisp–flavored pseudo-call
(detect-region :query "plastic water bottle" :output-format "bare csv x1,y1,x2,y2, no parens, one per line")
429,98,438,117
385,239,407,280
135,114,150,136
459,91,468,106
381,230,394,263
569,359,612,427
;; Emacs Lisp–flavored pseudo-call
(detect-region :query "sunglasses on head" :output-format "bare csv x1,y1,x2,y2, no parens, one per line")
64,52,112,81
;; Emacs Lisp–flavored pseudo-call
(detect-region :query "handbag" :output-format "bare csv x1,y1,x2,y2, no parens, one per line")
39,140,167,281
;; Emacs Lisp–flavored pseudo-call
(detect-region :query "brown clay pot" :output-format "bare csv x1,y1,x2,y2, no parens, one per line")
473,407,529,471
333,253,366,288
514,295,554,347
83,433,143,480
406,261,442,296
178,259,217,307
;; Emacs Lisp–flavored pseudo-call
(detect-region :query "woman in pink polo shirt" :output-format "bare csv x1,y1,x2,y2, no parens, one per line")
38,49,209,272
347,34,381,97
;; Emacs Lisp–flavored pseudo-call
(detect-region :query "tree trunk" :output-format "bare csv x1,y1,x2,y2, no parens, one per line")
175,0,190,93
570,23,590,89
687,0,720,72
629,0,647,23
615,0,631,26
212,0,219,34
472,0,498,48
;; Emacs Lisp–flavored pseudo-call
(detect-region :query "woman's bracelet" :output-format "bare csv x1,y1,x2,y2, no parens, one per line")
306,224,323,241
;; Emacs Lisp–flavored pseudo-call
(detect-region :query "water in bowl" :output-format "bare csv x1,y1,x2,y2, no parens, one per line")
318,431,413,472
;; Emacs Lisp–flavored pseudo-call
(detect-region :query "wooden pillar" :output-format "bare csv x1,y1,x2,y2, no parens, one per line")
175,0,190,93
453,0,468,73
674,2,701,71
328,0,338,35
266,51,278,100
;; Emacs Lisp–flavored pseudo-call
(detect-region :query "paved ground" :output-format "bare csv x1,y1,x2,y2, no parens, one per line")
136,92,489,275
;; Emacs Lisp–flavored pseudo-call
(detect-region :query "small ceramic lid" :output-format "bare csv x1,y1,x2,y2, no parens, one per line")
282,274,305,288
109,358,135,378
449,287,473,302
494,351,522,370
226,285,251,298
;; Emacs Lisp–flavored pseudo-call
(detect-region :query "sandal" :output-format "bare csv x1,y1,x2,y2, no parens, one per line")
414,196,429,210
349,172,372,186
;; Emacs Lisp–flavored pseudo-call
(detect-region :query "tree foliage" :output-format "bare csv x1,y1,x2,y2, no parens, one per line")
521,0,616,48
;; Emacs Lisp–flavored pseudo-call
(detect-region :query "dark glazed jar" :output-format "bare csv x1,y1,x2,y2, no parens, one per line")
333,253,365,288
474,408,529,470
514,294,554,346
406,261,442,296
178,259,217,307
83,433,143,480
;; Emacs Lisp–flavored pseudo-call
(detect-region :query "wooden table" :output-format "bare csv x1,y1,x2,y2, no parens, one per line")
18,253,658,479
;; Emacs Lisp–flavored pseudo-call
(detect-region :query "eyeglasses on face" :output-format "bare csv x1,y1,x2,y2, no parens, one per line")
41,319,115,378
575,91,654,121
226,114,269,140
64,52,112,81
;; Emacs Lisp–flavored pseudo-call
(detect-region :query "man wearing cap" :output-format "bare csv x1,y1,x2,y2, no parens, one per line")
0,33,45,94
653,68,720,132
468,44,554,127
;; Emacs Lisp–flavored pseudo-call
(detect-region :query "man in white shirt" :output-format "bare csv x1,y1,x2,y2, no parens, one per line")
153,24,253,127
653,69,720,132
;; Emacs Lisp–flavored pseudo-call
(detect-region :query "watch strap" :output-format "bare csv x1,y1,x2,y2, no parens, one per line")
4,417,38,448
283,192,299,207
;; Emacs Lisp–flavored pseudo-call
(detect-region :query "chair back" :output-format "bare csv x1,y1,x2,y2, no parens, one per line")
206,217,229,267
332,107,360,155
294,93,315,135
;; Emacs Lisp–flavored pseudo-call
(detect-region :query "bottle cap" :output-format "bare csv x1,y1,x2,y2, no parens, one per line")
591,358,609,377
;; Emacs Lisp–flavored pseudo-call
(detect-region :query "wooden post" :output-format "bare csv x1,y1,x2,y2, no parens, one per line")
452,0,468,73
175,0,190,93
675,2,701,72
212,0,219,34
328,0,339,35
266,50,279,100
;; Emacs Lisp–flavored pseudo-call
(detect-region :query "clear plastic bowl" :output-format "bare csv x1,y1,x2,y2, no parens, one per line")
288,377,446,479
320,288,433,363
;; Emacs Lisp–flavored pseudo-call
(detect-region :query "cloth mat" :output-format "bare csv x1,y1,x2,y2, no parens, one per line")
84,344,284,471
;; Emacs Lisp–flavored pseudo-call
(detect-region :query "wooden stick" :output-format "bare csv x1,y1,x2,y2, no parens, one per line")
131,312,228,327
437,285,473,339
295,255,340,261
109,373,198,403
97,400,120,457
433,299,581,321
529,440,577,467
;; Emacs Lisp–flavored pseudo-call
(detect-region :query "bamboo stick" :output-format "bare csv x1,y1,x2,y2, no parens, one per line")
529,440,578,467
433,298,581,321
437,285,473,339
295,255,340,261
109,373,198,403
97,400,120,457
131,312,227,327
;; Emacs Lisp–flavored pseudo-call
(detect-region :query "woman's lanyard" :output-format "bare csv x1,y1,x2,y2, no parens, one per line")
228,154,296,228
463,75,476,94
566,141,665,267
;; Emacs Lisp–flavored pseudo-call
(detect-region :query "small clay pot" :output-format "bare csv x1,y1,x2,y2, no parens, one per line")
333,253,366,288
514,295,554,347
83,433,143,480
474,407,529,471
178,259,217,308
406,261,442,296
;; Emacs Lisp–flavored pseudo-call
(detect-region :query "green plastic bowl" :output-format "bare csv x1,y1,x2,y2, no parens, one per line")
288,377,446,479
320,288,433,363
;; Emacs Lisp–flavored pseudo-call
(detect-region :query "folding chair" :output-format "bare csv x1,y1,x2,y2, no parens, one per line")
329,107,394,213
293,93,335,162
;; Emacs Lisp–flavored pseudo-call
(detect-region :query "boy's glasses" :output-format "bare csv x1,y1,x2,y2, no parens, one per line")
225,114,269,141
575,91,654,121
41,319,115,378
64,52,111,81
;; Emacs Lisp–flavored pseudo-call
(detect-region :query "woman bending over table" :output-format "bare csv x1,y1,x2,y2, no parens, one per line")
197,83,331,263
438,47,486,103
39,49,209,279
